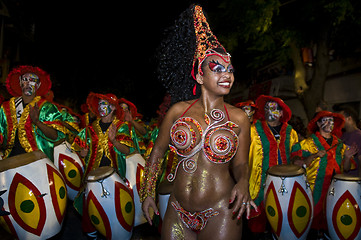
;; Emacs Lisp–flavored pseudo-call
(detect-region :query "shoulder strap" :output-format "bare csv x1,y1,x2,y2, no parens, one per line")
180,99,199,117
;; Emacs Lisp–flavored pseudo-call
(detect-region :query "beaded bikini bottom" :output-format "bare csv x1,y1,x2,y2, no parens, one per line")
171,200,219,233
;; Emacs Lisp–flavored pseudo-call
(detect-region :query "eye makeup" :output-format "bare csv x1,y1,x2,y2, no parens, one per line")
208,60,234,73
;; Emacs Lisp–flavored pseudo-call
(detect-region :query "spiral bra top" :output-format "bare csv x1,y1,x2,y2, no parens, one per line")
168,99,239,181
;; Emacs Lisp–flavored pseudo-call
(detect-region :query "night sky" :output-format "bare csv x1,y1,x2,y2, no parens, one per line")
21,0,210,120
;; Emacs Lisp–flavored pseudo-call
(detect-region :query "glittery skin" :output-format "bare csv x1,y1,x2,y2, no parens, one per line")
168,109,239,182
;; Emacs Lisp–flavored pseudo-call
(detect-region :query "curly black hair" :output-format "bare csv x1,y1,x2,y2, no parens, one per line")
156,4,199,105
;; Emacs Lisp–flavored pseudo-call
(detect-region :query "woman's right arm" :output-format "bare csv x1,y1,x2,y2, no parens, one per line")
140,103,182,225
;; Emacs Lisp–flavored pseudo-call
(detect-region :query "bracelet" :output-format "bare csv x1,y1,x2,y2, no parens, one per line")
139,158,162,202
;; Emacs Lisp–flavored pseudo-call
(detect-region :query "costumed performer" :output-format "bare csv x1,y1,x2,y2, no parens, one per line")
291,111,357,236
248,95,298,236
71,92,135,238
141,4,256,239
0,65,66,160
235,100,257,123
118,98,147,156
44,90,80,143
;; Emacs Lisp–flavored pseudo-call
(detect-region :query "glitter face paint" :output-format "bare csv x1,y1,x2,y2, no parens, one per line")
208,60,234,74
264,101,282,122
98,99,112,117
241,105,255,120
319,116,334,133
120,103,129,111
20,73,40,96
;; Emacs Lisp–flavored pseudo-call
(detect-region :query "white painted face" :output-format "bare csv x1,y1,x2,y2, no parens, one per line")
241,105,255,119
318,116,334,133
98,99,112,117
120,103,129,111
264,101,283,122
20,73,40,96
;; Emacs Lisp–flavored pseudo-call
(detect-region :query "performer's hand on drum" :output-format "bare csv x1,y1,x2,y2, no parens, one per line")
229,181,257,220
142,196,159,225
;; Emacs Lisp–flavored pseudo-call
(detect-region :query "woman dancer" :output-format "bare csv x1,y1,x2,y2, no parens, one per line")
141,5,256,239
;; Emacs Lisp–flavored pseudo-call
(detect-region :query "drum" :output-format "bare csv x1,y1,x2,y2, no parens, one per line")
53,139,85,201
125,153,147,226
157,180,174,220
326,174,361,240
0,150,67,239
85,166,134,240
264,165,313,240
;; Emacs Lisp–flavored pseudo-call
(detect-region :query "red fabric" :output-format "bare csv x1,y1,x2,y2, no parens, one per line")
234,100,256,109
248,203,267,233
311,205,327,230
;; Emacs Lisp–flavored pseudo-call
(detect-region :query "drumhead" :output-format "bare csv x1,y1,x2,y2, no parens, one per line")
86,166,115,182
267,164,305,177
333,174,361,181
0,150,47,172
157,180,174,195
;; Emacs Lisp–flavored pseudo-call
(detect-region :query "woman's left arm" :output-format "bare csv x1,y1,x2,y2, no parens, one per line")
229,109,257,220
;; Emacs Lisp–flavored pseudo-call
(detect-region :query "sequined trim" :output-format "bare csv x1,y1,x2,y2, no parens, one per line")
168,108,238,181
171,200,219,232
139,158,162,202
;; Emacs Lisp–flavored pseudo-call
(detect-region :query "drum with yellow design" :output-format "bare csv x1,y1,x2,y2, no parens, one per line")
0,150,67,239
125,153,147,226
85,166,134,240
326,174,361,240
264,164,313,240
53,140,85,201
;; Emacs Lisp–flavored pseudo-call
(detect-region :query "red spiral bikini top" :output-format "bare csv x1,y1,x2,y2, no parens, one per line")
167,99,239,181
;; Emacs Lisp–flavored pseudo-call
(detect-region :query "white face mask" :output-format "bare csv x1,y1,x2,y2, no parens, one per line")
20,73,40,96
242,105,255,119
98,100,112,117
120,103,129,111
319,117,334,133
264,101,282,122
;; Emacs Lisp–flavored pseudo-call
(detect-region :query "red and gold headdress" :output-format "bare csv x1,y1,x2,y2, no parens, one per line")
191,5,230,80
6,65,52,97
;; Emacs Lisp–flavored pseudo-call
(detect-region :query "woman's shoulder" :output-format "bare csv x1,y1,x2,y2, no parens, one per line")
168,100,197,115
225,103,248,122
